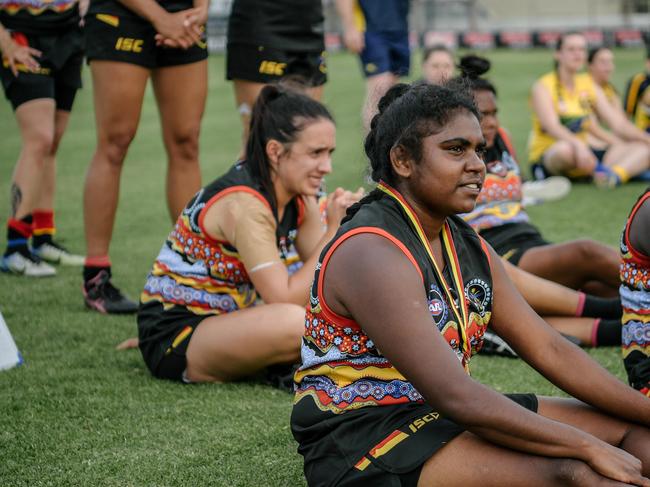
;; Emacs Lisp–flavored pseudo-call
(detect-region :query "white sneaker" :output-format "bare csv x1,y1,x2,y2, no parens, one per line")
521,176,572,207
33,242,85,266
0,252,56,277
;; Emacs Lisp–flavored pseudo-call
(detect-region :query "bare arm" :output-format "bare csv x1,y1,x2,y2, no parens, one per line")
325,234,648,485
490,245,650,425
587,114,622,146
202,189,354,306
334,0,364,54
117,0,201,49
531,81,584,145
594,84,650,145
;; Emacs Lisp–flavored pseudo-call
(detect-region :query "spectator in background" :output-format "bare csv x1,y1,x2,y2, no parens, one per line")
420,44,455,85
529,32,650,188
81,0,208,313
455,55,622,346
226,0,327,156
624,48,650,134
336,0,410,131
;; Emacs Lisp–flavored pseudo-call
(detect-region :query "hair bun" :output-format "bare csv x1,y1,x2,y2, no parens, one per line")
458,55,491,79
377,83,410,116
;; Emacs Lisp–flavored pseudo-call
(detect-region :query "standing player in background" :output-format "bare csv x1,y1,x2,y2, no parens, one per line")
624,48,650,134
336,0,410,131
0,0,86,277
226,0,327,156
620,188,650,397
81,0,208,313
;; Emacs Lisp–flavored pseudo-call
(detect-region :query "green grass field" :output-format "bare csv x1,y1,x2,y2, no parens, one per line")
0,48,648,486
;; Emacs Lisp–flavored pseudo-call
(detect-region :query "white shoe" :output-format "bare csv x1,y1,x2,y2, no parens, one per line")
481,331,518,358
33,242,85,266
521,176,572,207
0,252,56,277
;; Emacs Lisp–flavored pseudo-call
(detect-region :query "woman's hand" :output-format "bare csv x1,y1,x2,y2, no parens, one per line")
78,0,89,25
342,26,364,54
0,33,41,77
152,8,203,49
585,441,650,486
115,337,139,350
571,139,597,173
325,187,364,230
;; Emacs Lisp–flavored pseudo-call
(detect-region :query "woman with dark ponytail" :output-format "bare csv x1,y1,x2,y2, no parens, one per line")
456,54,623,347
291,81,650,486
133,85,362,384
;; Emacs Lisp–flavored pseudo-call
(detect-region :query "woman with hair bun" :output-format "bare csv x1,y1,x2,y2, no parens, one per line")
291,81,650,486
456,54,622,345
134,85,362,384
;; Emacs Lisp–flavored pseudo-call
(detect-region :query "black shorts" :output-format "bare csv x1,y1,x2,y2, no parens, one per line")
0,27,83,111
294,394,538,487
85,13,208,69
137,300,206,381
480,222,549,265
226,43,327,86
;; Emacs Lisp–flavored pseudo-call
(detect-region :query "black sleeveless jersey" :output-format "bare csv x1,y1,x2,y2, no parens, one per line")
227,0,325,52
294,183,494,416
140,160,305,317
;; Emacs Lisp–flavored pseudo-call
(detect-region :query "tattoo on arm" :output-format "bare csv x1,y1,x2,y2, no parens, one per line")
10,183,22,217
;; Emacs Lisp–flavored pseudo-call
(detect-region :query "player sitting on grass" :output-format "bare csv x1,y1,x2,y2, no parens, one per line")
292,81,650,487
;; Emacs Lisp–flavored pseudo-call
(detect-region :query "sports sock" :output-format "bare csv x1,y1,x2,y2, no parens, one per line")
32,209,55,248
591,318,622,347
84,256,111,283
577,292,622,319
610,165,630,184
5,215,33,258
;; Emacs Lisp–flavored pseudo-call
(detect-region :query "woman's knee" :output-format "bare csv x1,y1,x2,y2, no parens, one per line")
570,240,616,265
99,128,137,168
553,459,604,486
24,129,55,160
166,126,200,163
544,142,577,172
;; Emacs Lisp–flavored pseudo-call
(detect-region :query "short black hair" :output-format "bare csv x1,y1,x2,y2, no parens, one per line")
364,82,479,184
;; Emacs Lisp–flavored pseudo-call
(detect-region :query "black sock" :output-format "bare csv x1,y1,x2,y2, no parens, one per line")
32,233,53,248
595,319,622,347
5,215,33,258
83,265,111,283
582,295,622,319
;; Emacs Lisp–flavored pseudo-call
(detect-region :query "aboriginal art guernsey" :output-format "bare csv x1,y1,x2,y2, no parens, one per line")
293,183,493,439
0,0,79,33
140,161,304,317
462,127,528,232
621,188,650,397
